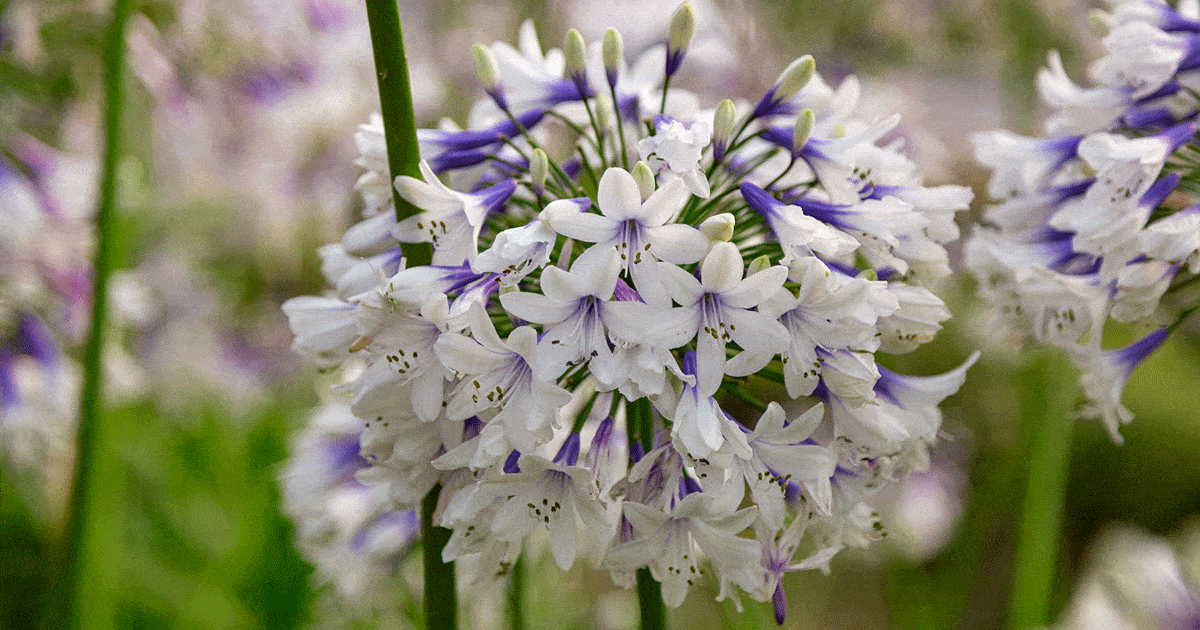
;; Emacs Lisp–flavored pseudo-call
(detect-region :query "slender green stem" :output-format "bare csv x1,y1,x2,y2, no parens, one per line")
422,484,457,630
364,5,452,626
636,567,666,630
1007,353,1076,629
610,84,630,170
364,0,431,267
42,0,133,628
508,554,525,630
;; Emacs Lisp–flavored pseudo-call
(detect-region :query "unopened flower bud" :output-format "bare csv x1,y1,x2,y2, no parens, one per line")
747,254,772,276
564,29,588,96
666,2,695,77
472,44,507,110
712,99,735,161
752,54,814,119
631,161,656,200
603,28,623,88
530,148,549,195
699,213,735,242
792,108,814,155
595,92,612,133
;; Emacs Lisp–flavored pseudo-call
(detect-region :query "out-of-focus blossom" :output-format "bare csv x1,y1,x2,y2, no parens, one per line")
967,0,1200,442
1056,521,1200,630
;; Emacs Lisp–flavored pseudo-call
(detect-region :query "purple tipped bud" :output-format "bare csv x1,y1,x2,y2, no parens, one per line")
665,2,695,77
773,580,788,625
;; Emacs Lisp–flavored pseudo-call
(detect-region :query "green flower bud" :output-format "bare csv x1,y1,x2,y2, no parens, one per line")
632,161,656,201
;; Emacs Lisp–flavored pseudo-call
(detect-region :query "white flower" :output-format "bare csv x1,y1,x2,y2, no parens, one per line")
695,403,835,529
394,160,516,265
605,493,761,608
473,198,587,285
1091,21,1189,98
1073,328,1168,443
1141,204,1200,272
434,305,572,452
500,247,650,381
658,242,788,396
637,115,712,197
479,448,612,570
547,167,708,306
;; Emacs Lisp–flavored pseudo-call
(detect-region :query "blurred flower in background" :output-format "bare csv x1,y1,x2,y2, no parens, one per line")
1057,520,1200,630
967,0,1200,443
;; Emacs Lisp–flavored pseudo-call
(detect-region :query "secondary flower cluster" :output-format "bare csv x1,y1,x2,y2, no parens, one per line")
967,0,1200,443
284,3,975,620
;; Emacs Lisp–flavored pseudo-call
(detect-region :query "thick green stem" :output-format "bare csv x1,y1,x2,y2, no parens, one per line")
636,567,666,630
364,0,431,267
508,553,525,630
422,484,456,630
1007,353,1076,629
43,0,133,627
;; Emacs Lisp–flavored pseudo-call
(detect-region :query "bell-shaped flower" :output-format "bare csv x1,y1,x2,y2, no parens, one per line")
1073,327,1169,443
394,160,516,266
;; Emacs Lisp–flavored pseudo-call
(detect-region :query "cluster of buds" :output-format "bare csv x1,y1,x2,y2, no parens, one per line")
968,0,1200,442
285,3,974,620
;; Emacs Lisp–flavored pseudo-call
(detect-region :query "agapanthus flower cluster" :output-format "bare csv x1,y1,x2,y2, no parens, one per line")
967,0,1200,443
285,3,975,620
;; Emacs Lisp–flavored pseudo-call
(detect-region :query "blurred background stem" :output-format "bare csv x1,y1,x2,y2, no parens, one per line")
43,0,134,627
1008,352,1076,629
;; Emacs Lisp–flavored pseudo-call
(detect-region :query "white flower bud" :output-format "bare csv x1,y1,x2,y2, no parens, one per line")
564,29,587,87
595,92,612,132
632,162,656,200
530,148,549,195
774,55,815,104
792,108,814,155
472,44,506,109
712,99,735,161
666,2,695,76
699,213,735,242
603,28,623,88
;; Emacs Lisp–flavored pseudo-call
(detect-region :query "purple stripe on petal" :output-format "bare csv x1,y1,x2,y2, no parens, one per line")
752,85,783,119
543,78,586,106
463,416,484,441
1141,172,1182,211
554,433,580,466
1111,327,1170,381
504,449,522,473
628,441,645,465
1156,121,1199,153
